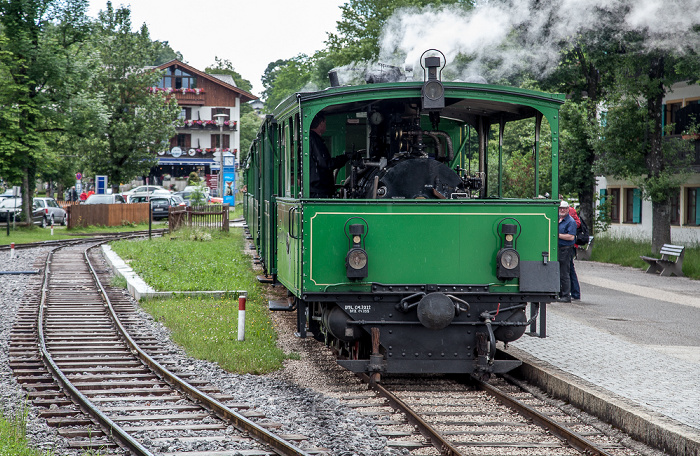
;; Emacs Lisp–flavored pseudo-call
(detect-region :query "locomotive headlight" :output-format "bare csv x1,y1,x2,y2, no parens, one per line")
423,80,444,100
346,223,368,279
499,249,519,270
496,222,520,280
347,249,368,270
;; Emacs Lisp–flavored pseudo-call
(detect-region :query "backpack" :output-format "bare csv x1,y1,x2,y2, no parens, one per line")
575,215,590,246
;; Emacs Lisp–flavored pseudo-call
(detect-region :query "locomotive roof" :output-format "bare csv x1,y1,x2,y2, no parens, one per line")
273,81,565,123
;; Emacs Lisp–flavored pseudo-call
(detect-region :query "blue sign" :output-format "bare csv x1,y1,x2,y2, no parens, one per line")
96,175,108,194
222,152,235,206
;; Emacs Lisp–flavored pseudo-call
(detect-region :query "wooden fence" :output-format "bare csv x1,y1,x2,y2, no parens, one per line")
169,205,229,233
67,203,149,229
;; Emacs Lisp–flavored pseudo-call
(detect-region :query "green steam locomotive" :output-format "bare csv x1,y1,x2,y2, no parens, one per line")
243,51,564,379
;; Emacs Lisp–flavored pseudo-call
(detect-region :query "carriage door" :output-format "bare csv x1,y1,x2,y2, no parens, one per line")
261,118,277,276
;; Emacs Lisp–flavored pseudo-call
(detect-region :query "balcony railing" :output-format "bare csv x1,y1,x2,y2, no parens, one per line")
177,120,237,130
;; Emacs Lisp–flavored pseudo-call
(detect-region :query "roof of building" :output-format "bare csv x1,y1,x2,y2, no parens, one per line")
154,60,258,103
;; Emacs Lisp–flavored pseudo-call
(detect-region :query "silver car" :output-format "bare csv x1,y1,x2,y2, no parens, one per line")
33,197,68,226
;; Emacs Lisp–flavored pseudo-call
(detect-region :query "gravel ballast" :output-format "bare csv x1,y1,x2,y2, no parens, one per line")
1,246,406,456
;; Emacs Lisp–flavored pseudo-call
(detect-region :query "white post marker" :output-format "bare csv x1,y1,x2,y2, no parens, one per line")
10,242,15,259
51,220,54,236
237,295,246,341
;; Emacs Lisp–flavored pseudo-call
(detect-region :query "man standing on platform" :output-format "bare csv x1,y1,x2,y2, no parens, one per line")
557,200,577,302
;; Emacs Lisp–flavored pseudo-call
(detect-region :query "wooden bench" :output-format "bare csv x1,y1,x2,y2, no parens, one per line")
576,236,594,261
639,244,685,277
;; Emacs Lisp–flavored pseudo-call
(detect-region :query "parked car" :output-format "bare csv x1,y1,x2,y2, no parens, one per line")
33,197,67,226
170,194,187,207
0,198,46,226
130,194,180,220
121,185,171,202
183,185,210,197
83,194,126,204
174,190,209,206
0,189,19,202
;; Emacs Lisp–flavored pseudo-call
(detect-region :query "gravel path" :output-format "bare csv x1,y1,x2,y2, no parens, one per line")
1,246,405,456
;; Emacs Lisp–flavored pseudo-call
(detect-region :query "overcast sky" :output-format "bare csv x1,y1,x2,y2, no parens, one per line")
87,0,346,97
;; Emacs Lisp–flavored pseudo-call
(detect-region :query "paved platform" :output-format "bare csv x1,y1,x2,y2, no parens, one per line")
510,259,700,454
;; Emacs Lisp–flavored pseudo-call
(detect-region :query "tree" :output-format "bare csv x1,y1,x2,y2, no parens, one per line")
326,0,473,67
239,109,263,163
587,12,700,251
85,2,179,193
0,0,92,222
261,55,314,111
205,57,254,97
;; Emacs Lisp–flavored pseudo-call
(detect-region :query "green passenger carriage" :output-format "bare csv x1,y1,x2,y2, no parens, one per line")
243,54,565,379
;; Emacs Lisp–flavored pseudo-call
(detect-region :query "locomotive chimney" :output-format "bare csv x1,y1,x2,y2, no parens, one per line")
328,70,340,88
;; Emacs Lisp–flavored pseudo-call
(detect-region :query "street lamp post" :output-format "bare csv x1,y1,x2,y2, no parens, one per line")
213,113,228,198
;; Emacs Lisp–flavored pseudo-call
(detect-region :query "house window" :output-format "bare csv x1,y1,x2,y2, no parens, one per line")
624,188,641,223
670,191,680,226
178,108,191,120
665,101,682,127
158,67,197,90
687,187,699,226
609,188,620,223
211,134,230,149
211,107,231,122
170,134,191,149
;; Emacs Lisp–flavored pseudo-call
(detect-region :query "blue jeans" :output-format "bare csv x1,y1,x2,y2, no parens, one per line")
570,253,580,299
558,245,575,298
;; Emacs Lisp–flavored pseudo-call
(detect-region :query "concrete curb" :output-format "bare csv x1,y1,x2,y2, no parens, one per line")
505,345,700,456
101,244,245,301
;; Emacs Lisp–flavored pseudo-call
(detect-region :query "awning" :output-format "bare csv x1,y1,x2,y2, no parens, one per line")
157,158,215,166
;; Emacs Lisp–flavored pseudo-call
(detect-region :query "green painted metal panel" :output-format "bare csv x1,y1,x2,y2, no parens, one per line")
276,198,301,294
301,200,557,293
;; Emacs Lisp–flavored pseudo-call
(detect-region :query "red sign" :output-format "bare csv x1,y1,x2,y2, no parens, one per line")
206,174,218,190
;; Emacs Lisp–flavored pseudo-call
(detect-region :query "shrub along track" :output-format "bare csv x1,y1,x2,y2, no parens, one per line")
9,237,317,456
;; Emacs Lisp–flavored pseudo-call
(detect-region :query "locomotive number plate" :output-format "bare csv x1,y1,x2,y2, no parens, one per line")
344,304,371,314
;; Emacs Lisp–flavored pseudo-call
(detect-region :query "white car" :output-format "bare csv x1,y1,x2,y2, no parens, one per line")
183,185,210,196
122,185,171,202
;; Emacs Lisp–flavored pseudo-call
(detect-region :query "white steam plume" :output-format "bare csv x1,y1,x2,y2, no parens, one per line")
376,0,700,84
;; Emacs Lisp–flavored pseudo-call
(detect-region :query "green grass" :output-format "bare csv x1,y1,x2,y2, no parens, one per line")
0,406,53,456
0,222,159,246
590,235,700,279
109,227,292,374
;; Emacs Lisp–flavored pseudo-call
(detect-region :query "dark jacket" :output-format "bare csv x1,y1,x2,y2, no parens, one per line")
309,131,347,197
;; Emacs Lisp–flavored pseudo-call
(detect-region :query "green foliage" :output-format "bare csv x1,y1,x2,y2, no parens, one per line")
239,110,263,164
205,56,254,96
187,172,200,184
485,117,552,198
593,97,693,204
590,236,700,279
262,55,314,111
0,402,61,455
0,222,153,246
325,0,473,68
189,185,206,206
0,0,92,219
82,2,179,191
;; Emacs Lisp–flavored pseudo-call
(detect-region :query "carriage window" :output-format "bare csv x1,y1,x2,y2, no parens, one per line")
284,122,292,197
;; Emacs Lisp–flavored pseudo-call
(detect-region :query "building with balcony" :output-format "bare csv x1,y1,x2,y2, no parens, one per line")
596,82,700,244
148,60,257,189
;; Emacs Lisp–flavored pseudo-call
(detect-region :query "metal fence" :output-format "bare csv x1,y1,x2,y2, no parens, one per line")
169,204,230,233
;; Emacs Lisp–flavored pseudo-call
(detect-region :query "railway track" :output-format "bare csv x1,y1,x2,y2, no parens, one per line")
9,240,319,455
332,373,644,456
